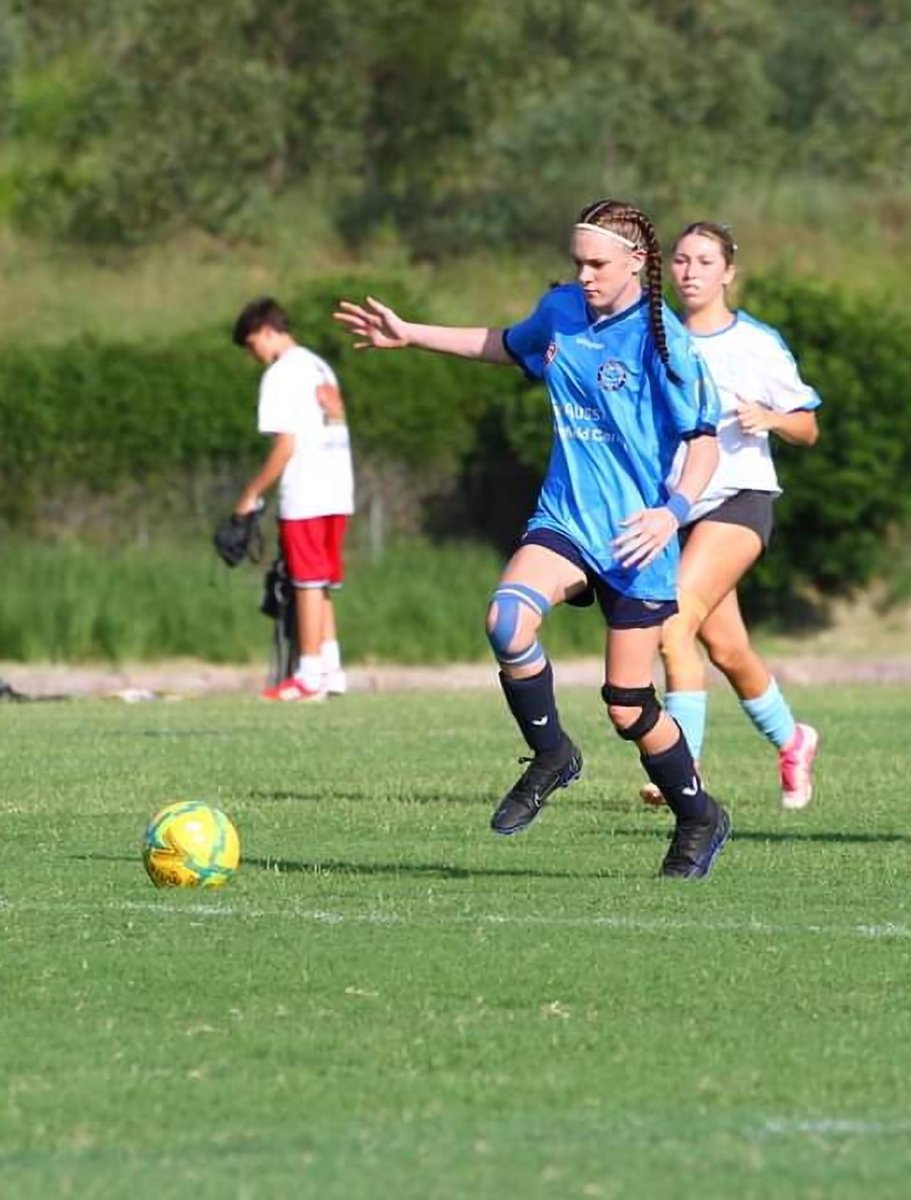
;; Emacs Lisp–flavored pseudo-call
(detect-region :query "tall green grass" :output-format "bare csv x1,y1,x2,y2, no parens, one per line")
0,537,604,664
2,179,910,349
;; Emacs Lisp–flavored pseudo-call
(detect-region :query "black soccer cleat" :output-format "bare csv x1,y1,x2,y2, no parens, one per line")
490,741,583,836
659,799,732,880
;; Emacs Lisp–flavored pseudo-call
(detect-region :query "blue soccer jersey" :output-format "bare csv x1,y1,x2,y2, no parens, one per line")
503,283,719,600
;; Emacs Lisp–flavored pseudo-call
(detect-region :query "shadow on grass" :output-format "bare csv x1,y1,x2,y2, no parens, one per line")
607,825,911,846
245,788,494,807
733,828,911,845
243,855,612,881
69,851,613,880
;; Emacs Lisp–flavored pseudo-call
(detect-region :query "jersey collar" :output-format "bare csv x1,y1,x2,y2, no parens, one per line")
688,312,739,339
587,292,649,331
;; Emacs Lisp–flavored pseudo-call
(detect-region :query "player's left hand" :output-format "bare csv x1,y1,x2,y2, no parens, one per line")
736,397,776,434
613,507,678,569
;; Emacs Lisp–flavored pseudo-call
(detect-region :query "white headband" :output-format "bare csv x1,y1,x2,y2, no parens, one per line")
574,222,640,250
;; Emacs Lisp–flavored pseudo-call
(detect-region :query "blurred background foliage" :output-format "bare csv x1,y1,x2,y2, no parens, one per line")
3,0,911,249
1,0,911,657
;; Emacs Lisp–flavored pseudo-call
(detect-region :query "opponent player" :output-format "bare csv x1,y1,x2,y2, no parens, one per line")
640,222,820,808
232,297,354,701
335,199,731,879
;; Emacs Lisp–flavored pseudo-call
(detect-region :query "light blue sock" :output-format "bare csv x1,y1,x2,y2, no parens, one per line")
665,690,708,761
740,678,796,749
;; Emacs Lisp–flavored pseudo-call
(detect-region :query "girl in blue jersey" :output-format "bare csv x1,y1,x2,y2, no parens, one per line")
640,222,820,810
335,199,731,879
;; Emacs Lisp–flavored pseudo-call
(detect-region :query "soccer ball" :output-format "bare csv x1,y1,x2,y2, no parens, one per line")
142,801,240,889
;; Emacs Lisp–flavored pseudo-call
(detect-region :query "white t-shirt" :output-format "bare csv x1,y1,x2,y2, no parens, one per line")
670,311,821,522
257,345,355,520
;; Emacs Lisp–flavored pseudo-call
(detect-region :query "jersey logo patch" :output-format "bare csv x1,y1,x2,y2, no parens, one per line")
597,359,627,391
544,341,558,365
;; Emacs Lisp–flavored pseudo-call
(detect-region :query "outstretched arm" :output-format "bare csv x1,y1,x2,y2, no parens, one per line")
334,296,512,364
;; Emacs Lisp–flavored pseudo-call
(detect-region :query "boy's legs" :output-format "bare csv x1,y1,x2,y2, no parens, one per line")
261,517,330,700
320,515,348,695
291,586,327,693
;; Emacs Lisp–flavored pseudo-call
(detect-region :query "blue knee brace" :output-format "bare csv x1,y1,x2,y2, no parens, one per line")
487,584,551,670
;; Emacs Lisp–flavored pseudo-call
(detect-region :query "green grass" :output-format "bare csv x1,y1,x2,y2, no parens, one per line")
3,535,909,667
2,685,911,1198
0,537,608,665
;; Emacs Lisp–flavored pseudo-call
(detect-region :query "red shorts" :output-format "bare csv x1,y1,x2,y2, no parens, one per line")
279,515,349,588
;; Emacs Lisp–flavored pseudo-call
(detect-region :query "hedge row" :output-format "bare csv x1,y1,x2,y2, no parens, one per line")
0,274,525,519
488,276,911,609
1,273,910,609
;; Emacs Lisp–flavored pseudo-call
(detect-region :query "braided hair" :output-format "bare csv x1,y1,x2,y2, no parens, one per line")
577,199,681,384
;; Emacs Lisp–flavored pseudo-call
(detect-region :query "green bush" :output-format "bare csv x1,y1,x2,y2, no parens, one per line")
2,271,910,617
0,273,530,528
488,276,911,613
740,276,911,610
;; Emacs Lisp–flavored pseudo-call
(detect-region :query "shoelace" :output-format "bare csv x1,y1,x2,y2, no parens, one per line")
506,756,559,810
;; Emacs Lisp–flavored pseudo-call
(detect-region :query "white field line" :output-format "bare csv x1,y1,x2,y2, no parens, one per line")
761,1117,911,1138
2,896,911,942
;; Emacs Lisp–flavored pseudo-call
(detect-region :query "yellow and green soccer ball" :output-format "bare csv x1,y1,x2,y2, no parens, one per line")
142,801,240,889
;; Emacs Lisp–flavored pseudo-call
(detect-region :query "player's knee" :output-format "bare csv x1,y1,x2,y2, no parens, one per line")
486,584,551,669
601,683,661,742
606,704,641,736
660,592,707,672
704,634,750,676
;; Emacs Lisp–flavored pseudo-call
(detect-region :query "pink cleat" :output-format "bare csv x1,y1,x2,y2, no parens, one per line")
779,723,819,809
260,675,326,703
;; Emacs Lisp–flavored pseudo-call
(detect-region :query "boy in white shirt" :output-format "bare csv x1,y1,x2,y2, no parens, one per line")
232,297,355,701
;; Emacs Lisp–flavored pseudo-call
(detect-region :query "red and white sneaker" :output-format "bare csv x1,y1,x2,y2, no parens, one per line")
779,723,819,809
323,669,347,697
259,675,326,703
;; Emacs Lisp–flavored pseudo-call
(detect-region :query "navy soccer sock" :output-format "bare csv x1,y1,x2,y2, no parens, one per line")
640,730,712,823
499,661,565,757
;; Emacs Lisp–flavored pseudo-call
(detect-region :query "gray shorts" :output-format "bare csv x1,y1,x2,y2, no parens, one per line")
681,489,775,549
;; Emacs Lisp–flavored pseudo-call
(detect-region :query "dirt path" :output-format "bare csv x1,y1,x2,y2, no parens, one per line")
3,655,911,700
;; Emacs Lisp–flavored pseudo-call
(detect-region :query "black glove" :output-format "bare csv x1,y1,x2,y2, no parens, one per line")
213,506,265,567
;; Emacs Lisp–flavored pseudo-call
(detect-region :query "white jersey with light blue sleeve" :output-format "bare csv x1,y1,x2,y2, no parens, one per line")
668,310,821,522
503,283,719,600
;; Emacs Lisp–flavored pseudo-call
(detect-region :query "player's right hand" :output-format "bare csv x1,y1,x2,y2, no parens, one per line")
333,296,410,350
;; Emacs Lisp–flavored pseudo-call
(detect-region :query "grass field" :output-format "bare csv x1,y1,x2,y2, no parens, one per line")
3,683,911,1199
0,537,609,665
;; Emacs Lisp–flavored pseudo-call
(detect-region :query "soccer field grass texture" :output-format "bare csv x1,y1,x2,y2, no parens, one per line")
2,686,910,1199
